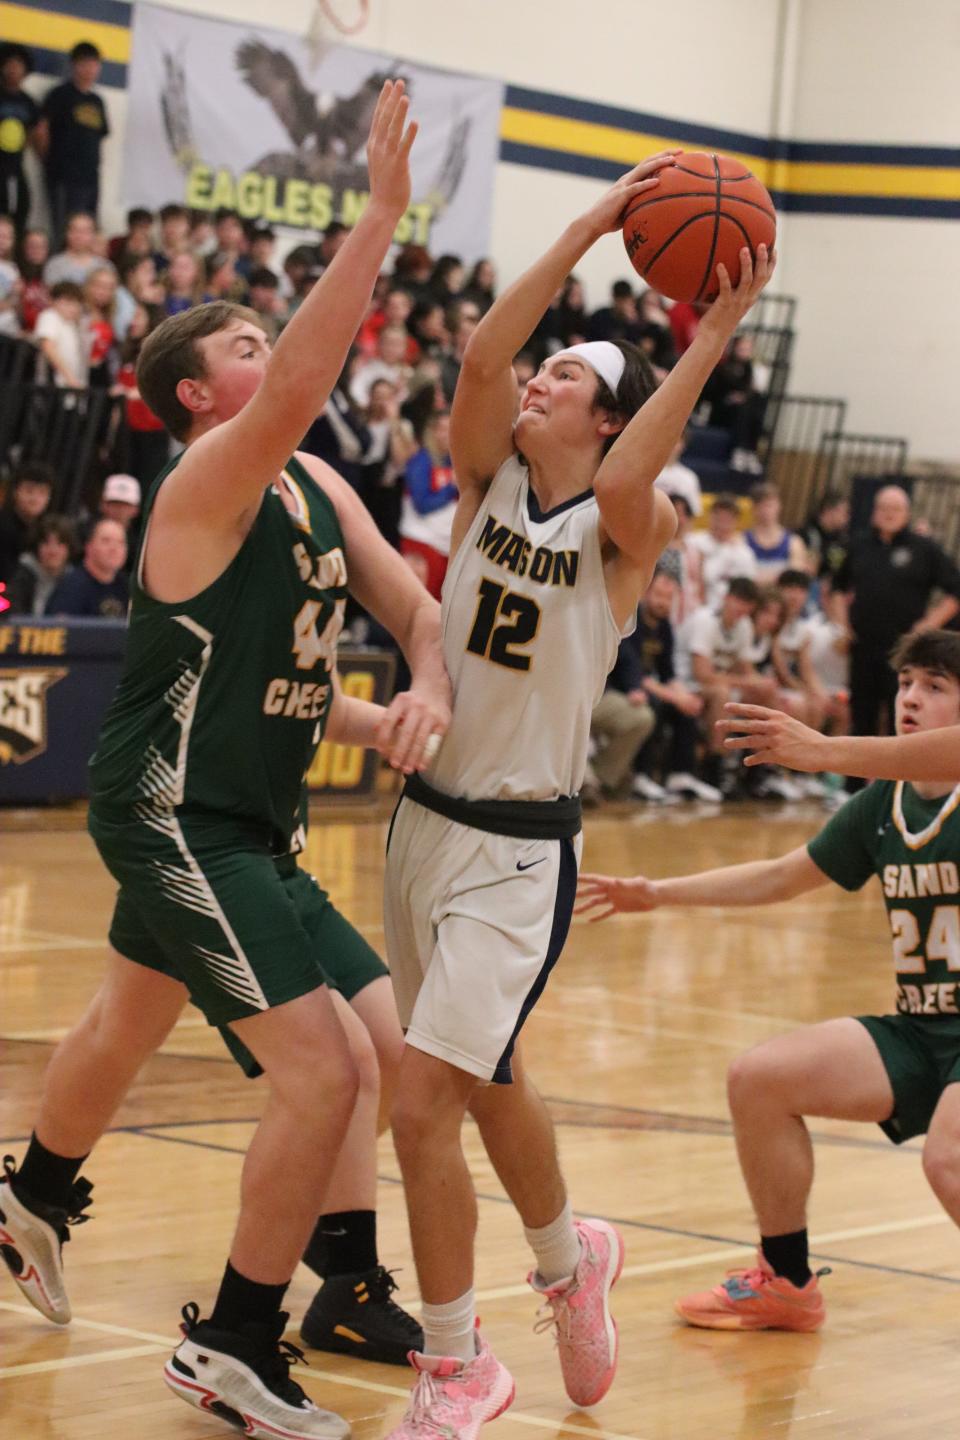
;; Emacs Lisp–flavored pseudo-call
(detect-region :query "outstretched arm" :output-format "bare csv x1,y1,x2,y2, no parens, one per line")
721,701,960,782
576,844,826,922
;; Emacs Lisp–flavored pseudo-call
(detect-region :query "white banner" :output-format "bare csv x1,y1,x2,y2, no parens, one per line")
123,4,503,258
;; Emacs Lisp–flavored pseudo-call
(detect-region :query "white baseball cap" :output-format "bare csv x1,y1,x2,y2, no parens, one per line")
102,474,141,506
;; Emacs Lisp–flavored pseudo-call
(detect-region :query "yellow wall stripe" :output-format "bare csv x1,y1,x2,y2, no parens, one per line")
5,3,131,66
501,107,960,204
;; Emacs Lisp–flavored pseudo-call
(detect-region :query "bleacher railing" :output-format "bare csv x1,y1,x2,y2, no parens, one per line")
911,473,960,563
1,382,115,514
763,396,847,525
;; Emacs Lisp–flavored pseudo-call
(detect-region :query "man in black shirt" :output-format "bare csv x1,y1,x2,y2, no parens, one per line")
836,484,960,761
41,42,110,240
0,44,45,230
46,516,128,618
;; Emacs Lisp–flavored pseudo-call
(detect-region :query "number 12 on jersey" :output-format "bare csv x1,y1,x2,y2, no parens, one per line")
466,578,541,672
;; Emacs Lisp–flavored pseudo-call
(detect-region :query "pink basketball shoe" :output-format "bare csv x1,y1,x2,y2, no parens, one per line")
529,1217,624,1408
385,1327,515,1440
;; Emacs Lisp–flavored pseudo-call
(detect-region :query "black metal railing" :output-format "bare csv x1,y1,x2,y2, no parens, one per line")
818,431,909,499
763,396,847,524
907,472,960,563
0,384,116,513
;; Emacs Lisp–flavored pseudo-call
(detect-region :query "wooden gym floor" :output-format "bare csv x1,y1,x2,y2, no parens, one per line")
2,799,958,1439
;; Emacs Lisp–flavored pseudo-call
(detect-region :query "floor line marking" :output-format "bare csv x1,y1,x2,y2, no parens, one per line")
0,1342,167,1378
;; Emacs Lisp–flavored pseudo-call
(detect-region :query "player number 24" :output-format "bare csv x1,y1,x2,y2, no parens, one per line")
466,578,541,672
890,906,960,973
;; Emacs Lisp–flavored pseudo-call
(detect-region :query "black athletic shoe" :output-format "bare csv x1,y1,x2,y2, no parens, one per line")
0,1155,93,1324
300,1267,424,1366
164,1303,350,1438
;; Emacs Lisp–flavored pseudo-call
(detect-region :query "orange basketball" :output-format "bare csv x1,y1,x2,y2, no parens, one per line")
622,152,776,304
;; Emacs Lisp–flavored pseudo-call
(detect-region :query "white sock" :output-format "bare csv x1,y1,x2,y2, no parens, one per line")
422,1289,477,1362
525,1200,582,1285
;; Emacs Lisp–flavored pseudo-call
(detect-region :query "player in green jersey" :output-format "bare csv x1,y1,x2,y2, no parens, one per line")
578,629,960,1334
0,82,449,1439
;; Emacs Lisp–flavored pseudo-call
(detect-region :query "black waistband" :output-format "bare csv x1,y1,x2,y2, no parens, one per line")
402,771,582,840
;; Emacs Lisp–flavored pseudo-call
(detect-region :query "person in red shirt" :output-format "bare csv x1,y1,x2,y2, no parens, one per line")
17,227,50,332
112,302,168,484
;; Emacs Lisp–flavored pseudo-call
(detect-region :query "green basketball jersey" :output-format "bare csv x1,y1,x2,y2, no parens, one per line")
89,454,347,850
808,779,960,1021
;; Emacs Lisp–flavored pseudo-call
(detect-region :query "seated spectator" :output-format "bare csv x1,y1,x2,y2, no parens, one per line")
351,324,412,407
439,302,480,404
399,410,457,600
213,207,250,279
46,515,128,617
667,297,703,355
112,302,169,485
807,602,851,738
16,227,50,331
675,576,776,792
636,288,677,375
156,203,191,269
280,243,319,313
315,221,349,277
83,264,117,386
583,636,655,804
98,472,140,532
689,492,758,607
588,279,642,344
247,266,285,342
0,214,20,336
402,356,446,439
393,243,434,302
744,585,787,678
0,41,43,234
35,280,87,387
628,569,715,803
654,431,702,517
706,333,766,473
301,348,371,491
513,350,536,388
408,298,447,359
6,513,74,615
44,211,107,288
357,284,415,360
462,258,496,315
247,221,279,277
802,488,850,590
360,377,417,550
557,274,588,345
429,253,464,307
745,481,807,581
657,492,705,626
773,569,832,734
188,209,217,257
0,459,54,584
163,248,206,315
204,249,245,303
107,206,154,266
114,251,163,340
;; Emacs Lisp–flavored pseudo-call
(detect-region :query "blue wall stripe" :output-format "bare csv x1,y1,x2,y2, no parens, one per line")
21,0,132,25
29,41,127,88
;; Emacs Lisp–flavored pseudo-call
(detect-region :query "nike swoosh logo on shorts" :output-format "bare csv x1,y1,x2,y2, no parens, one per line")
516,858,547,871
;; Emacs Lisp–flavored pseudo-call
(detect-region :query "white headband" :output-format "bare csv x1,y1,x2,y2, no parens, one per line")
553,341,626,397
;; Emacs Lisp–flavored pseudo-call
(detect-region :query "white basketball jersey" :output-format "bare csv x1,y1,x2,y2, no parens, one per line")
429,454,625,802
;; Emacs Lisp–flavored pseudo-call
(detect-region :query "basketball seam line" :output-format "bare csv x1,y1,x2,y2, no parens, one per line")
695,153,724,303
623,193,775,219
635,211,722,287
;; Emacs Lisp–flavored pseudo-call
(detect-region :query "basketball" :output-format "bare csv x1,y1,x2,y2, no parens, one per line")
622,152,776,305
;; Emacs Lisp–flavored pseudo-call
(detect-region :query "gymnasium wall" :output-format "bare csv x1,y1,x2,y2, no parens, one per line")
14,0,959,462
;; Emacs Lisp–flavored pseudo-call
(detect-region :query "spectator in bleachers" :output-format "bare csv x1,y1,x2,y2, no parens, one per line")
156,203,191,269
44,211,107,288
439,300,480,404
744,480,807,581
0,42,44,234
162,249,206,316
689,492,758,607
17,228,50,331
584,638,655,803
281,244,320,315
107,207,154,267
588,278,642,344
188,209,217,258
462,258,496,315
806,603,851,737
357,283,414,359
744,584,786,678
247,221,279,278
556,274,588,345
772,568,830,732
0,215,20,336
112,301,169,485
675,576,775,793
315,221,350,277
408,298,448,360
654,430,702,518
802,488,850,590
360,376,417,550
97,473,140,533
399,410,457,600
402,356,446,439
0,460,54,585
247,267,284,343
512,350,536,388
83,265,117,385
35,280,87,387
204,249,245,304
667,297,703,355
636,288,677,375
41,43,109,238
429,253,465,307
657,492,705,626
46,515,127,617
836,484,960,763
350,323,412,407
301,348,371,491
393,242,434,301
706,332,766,473
4,513,74,616
212,207,250,280
628,569,714,804
113,251,163,341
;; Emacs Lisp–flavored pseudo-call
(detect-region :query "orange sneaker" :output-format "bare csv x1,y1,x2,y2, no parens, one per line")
675,1252,828,1332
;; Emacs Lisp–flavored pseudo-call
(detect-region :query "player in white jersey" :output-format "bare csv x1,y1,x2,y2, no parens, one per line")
383,152,774,1440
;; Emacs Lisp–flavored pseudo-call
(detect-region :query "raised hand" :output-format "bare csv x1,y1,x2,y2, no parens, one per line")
366,79,418,219
582,150,682,239
699,243,776,345
717,701,827,772
575,871,660,922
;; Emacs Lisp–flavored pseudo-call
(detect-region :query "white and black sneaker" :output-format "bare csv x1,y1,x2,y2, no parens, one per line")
0,1154,93,1324
164,1303,350,1439
631,773,679,804
665,772,723,804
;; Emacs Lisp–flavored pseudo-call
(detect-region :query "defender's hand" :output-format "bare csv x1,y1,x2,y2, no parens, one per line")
575,872,661,921
718,701,827,772
366,79,418,219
